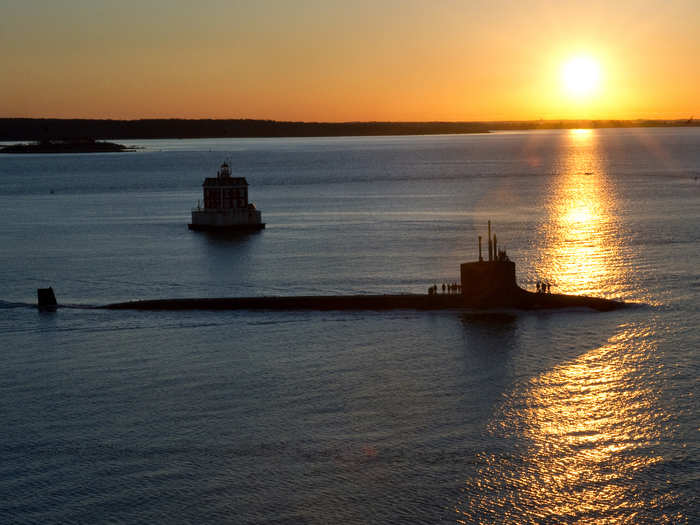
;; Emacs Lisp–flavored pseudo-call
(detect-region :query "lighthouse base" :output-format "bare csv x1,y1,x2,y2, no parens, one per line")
187,222,265,232
189,208,264,232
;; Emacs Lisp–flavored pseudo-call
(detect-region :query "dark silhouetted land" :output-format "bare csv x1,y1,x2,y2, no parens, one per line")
1,118,697,142
1,119,489,141
0,138,130,153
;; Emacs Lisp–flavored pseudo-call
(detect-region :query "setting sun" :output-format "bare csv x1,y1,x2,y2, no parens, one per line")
562,56,601,98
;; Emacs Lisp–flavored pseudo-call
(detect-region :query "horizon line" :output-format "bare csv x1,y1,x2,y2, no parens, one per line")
0,116,695,124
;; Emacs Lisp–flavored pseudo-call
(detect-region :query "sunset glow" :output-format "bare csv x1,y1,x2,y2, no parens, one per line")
0,1,698,121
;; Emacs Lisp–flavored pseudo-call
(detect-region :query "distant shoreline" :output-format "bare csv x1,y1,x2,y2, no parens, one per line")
0,139,131,154
0,118,696,141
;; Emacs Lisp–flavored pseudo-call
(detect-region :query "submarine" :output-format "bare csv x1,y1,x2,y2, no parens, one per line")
38,222,625,313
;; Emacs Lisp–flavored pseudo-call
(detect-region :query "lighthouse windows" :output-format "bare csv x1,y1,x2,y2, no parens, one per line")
203,183,249,209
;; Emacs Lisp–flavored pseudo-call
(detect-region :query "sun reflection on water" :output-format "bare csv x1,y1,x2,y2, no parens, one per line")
534,129,628,298
456,324,679,523
454,130,680,522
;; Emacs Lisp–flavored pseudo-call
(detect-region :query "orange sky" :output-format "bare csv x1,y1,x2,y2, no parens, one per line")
1,0,698,121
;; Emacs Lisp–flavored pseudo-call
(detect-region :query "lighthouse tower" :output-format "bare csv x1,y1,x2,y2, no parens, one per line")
188,162,265,231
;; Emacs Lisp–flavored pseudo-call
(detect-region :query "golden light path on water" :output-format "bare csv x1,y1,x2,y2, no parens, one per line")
456,325,675,524
534,129,628,299
456,130,678,522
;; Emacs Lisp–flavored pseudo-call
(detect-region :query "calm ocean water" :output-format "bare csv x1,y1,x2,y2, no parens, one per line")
0,128,698,523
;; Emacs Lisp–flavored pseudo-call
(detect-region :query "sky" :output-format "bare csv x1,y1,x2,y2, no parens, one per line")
1,0,698,121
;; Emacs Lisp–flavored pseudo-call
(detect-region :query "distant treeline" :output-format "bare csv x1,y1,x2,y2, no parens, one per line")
0,119,488,141
491,118,697,130
0,118,696,141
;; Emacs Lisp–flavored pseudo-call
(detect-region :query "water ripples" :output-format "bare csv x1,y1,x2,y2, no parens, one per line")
456,322,690,523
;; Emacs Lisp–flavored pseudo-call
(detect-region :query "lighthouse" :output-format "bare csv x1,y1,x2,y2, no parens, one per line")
188,162,265,231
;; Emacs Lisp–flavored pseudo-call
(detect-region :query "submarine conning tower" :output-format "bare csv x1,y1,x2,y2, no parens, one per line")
460,221,517,300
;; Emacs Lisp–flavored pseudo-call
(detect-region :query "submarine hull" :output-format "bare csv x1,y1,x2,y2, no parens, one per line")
102,289,624,312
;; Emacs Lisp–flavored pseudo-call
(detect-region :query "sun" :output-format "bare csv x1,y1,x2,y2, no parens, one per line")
561,56,601,97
